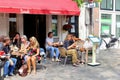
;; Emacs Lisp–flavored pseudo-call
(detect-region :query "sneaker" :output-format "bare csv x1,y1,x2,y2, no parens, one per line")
55,58,61,62
52,58,54,61
4,75,8,78
9,73,14,76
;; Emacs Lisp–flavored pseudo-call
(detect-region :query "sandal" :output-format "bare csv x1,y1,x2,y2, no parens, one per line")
27,70,31,74
32,70,36,74
81,61,85,64
73,63,78,67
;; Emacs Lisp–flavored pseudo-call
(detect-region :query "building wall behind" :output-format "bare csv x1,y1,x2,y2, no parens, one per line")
93,7,99,36
0,13,9,36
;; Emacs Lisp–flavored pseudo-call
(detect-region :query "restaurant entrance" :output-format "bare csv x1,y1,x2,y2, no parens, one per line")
23,14,46,48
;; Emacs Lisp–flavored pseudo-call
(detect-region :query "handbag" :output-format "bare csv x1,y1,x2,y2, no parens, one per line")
18,64,28,77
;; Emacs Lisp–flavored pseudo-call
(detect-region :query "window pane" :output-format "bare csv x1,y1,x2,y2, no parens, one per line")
115,0,120,10
101,14,112,37
101,0,113,10
101,0,106,9
52,15,58,36
106,0,112,9
116,15,120,37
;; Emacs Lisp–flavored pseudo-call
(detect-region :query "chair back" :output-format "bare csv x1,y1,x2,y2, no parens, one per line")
58,47,67,57
75,40,85,52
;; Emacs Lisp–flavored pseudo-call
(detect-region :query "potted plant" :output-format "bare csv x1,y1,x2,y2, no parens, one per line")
62,24,72,31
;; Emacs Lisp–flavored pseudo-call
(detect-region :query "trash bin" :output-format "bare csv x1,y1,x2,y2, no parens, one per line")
0,59,5,80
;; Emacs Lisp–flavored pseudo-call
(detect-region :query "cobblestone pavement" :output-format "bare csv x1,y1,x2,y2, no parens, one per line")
4,49,120,80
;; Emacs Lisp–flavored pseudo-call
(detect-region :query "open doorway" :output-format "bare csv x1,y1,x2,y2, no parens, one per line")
23,14,46,49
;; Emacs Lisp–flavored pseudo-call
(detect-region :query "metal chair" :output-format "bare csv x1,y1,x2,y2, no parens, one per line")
58,47,72,65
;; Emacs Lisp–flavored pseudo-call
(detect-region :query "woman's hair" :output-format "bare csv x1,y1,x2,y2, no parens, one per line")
21,35,28,40
15,32,20,36
64,34,72,41
29,36,39,48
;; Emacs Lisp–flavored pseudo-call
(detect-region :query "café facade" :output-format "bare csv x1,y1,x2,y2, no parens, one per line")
0,0,80,48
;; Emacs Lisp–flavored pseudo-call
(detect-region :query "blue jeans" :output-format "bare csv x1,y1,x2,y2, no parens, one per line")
40,48,46,58
46,46,59,58
4,58,17,76
40,48,45,52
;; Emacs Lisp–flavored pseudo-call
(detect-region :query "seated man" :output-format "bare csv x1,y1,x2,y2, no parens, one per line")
46,32,60,61
63,34,80,67
1,36,17,78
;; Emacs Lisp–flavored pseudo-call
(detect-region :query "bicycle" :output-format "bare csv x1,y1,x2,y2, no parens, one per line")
99,34,120,49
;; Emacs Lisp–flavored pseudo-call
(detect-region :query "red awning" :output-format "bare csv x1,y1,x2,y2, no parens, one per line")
0,0,80,15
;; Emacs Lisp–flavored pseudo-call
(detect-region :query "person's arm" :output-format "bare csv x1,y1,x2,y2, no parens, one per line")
67,43,76,49
63,40,68,49
33,48,40,57
47,42,54,46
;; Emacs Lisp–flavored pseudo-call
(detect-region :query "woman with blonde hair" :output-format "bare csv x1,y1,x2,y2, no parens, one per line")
26,36,40,74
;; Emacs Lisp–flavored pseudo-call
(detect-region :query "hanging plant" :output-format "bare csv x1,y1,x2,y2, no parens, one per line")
63,24,72,31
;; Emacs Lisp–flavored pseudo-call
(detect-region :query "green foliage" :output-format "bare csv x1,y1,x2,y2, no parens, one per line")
73,0,102,7
94,0,102,2
73,0,84,7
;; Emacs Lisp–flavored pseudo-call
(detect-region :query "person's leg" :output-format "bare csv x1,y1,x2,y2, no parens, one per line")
40,48,45,52
67,49,78,64
26,56,31,73
3,61,10,77
46,47,54,59
9,58,17,75
81,51,86,64
54,47,60,60
31,56,36,74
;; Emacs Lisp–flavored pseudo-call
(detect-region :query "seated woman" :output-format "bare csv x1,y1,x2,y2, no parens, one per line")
83,38,93,63
12,32,21,49
63,34,80,67
1,36,17,78
26,36,40,74
71,34,86,64
19,35,30,61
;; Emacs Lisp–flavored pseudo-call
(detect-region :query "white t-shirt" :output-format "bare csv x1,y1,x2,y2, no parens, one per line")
83,40,93,49
46,37,53,48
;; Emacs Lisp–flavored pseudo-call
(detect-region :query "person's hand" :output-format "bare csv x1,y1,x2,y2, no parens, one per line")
71,44,76,48
13,37,16,42
53,43,58,47
6,56,10,59
33,55,37,58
